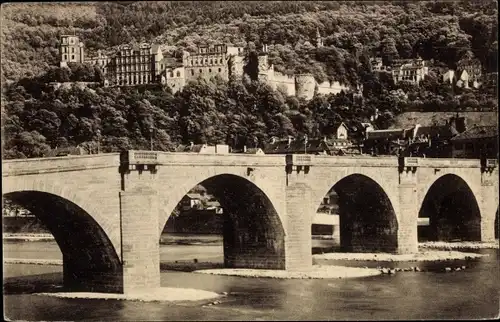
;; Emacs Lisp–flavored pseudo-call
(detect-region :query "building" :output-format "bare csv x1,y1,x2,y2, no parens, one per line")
264,137,334,155
175,143,230,154
106,43,163,86
391,58,429,85
451,125,498,159
59,35,85,67
180,193,204,211
456,59,482,89
58,34,351,100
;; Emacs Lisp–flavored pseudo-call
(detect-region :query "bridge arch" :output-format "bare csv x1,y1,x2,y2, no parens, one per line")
3,187,122,292
419,174,481,241
312,173,399,253
159,173,285,269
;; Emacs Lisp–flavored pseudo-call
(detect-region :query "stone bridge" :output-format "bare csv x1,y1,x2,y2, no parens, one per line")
2,151,498,294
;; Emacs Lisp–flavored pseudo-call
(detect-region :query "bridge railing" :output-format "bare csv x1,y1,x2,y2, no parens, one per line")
2,153,121,176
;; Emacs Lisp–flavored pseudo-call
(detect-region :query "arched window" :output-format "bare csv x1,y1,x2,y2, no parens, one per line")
209,68,212,73
219,58,222,64
176,71,181,77
210,59,213,64
218,68,221,72
170,71,174,77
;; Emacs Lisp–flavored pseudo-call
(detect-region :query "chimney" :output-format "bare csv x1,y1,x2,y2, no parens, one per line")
288,136,293,146
243,145,247,153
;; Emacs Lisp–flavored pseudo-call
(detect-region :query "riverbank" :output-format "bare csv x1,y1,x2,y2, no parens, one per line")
195,265,382,279
3,233,54,241
313,250,487,262
419,241,499,250
4,258,62,266
37,287,221,302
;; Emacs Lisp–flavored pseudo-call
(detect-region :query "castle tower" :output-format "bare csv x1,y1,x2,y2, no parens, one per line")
59,35,84,67
316,28,323,48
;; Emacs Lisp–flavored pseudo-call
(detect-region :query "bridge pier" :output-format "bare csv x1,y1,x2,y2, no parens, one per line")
397,164,419,254
119,189,160,293
479,170,498,242
284,183,313,272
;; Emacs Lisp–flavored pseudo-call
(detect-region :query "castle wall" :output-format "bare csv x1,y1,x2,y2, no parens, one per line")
316,80,350,96
295,74,316,100
267,70,296,96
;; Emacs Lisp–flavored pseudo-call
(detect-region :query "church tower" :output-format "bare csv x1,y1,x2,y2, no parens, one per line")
316,27,324,48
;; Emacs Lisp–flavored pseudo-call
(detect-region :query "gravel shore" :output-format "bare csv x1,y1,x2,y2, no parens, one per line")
313,250,487,262
195,265,382,279
419,241,499,250
4,258,62,266
37,287,221,302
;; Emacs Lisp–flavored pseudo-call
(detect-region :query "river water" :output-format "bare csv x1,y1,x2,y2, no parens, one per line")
3,234,499,320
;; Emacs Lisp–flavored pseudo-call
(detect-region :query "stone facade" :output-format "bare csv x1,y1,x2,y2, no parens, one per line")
59,32,351,100
3,152,497,293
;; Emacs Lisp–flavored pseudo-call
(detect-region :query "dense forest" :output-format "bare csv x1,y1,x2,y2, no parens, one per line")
1,1,498,158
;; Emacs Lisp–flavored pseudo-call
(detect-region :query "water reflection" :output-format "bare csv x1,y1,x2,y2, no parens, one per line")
3,241,499,321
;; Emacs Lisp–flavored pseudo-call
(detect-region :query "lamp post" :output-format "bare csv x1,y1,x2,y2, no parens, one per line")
149,125,154,151
96,129,101,154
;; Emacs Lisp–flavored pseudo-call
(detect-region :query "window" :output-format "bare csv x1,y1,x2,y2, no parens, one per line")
71,55,75,60
209,68,212,73
71,47,75,53
191,70,194,76
200,69,202,73
64,54,67,60
160,64,164,70
176,71,181,77
220,59,222,64
218,68,221,72
63,47,67,53
210,59,213,64
143,76,147,83
169,71,174,77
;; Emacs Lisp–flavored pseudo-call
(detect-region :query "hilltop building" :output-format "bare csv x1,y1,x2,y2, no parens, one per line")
370,57,429,85
59,35,85,67
57,33,351,100
391,58,429,85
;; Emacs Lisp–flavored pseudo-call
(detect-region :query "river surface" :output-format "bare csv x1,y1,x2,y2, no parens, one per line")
3,234,499,320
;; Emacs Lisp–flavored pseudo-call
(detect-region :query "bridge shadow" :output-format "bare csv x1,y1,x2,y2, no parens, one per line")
3,191,123,293
419,174,481,242
161,174,285,270
314,174,398,254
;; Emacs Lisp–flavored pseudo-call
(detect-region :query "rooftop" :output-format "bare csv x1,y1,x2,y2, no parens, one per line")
451,125,498,141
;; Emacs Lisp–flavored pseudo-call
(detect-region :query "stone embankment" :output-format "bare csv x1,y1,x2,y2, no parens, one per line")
195,265,381,279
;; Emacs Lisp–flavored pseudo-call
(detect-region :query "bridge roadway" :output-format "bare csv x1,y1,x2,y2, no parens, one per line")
2,151,498,294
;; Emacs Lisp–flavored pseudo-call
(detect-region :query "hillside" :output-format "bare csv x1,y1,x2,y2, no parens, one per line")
1,1,498,84
1,1,498,159
392,111,498,129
